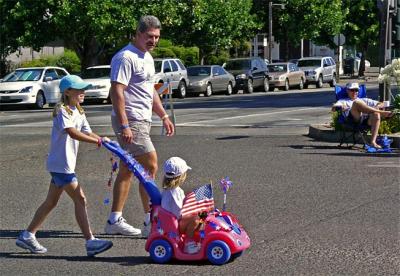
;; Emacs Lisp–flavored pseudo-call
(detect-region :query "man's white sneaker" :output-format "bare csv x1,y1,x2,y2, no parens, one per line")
86,238,113,257
142,222,151,238
104,217,141,236
16,233,47,254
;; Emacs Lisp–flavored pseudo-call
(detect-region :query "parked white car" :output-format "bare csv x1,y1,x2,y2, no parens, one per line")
80,65,111,103
0,67,69,108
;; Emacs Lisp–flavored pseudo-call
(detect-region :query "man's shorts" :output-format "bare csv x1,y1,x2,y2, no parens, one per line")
50,172,78,188
347,112,369,127
111,116,155,157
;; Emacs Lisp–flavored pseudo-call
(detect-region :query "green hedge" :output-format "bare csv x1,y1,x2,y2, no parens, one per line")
20,49,81,73
152,39,199,66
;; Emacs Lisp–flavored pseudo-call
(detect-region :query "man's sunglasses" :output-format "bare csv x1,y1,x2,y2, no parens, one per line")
349,89,359,92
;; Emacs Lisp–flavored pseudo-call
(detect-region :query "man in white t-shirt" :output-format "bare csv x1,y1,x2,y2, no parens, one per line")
105,15,175,237
332,82,393,148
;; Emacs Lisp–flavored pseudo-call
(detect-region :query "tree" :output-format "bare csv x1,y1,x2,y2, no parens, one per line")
166,0,261,64
342,0,380,76
252,0,344,60
1,0,183,71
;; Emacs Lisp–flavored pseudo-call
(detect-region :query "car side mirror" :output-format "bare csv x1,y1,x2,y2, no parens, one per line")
44,76,53,82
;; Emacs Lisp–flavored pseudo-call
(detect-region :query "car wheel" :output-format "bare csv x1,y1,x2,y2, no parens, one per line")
330,74,336,87
176,81,186,99
244,79,253,94
207,240,231,265
316,75,323,88
149,239,173,264
263,77,270,92
284,79,289,91
34,91,45,109
225,82,233,95
299,78,304,90
205,83,212,97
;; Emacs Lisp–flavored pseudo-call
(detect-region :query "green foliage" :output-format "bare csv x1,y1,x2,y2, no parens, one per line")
152,44,199,66
20,49,81,73
253,0,344,47
167,0,260,62
55,50,81,73
205,50,230,65
331,111,344,131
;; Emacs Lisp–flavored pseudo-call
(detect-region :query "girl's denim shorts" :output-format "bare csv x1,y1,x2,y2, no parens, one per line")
50,172,78,188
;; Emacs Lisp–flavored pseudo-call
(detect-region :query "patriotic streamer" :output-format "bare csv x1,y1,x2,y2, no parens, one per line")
104,155,118,205
219,177,233,211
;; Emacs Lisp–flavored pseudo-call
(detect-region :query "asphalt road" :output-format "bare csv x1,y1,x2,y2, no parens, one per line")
0,85,399,275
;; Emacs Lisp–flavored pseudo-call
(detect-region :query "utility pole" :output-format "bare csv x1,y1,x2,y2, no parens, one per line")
378,0,389,101
268,1,273,62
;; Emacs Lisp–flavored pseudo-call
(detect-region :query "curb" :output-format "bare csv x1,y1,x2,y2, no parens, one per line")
308,124,400,149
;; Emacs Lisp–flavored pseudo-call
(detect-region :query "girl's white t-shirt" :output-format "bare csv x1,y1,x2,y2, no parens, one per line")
47,107,92,174
161,187,185,218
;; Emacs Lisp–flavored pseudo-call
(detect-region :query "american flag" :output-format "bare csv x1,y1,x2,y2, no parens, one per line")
181,184,214,217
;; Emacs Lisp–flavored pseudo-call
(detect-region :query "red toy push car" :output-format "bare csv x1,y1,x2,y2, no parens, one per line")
103,141,250,265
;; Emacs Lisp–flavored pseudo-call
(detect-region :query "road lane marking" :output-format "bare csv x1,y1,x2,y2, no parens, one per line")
179,107,327,125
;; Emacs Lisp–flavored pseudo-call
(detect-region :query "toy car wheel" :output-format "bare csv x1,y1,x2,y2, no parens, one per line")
207,240,231,265
149,239,173,264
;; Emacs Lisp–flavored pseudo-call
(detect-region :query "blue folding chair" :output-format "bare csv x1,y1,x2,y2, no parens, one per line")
333,84,369,147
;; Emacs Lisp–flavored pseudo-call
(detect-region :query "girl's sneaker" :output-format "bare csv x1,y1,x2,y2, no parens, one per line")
86,238,113,257
16,233,47,254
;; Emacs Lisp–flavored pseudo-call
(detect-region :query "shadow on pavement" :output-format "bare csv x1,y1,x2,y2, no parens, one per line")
0,229,143,240
0,252,150,265
289,144,400,157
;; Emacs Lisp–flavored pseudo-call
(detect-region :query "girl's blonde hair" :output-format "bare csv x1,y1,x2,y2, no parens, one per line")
52,89,85,117
162,172,187,189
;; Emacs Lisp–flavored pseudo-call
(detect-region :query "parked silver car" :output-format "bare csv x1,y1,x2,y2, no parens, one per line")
0,66,69,109
187,65,235,96
297,56,336,88
153,58,189,98
267,62,305,91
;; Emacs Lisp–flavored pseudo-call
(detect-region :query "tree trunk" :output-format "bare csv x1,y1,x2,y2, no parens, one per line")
358,48,367,77
72,36,103,71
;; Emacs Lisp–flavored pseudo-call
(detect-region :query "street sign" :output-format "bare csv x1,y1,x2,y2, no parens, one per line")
333,34,346,46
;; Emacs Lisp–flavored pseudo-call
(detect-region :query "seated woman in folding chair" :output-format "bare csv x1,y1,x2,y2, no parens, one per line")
332,82,394,149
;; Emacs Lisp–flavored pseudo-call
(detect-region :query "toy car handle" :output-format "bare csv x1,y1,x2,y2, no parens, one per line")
102,140,162,205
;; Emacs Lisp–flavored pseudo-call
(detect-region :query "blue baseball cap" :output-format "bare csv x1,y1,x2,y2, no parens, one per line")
59,75,92,93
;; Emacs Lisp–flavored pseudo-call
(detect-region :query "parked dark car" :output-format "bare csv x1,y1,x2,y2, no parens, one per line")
187,65,235,96
224,57,269,93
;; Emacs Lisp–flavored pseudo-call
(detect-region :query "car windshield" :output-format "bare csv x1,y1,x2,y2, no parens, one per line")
154,61,162,73
81,67,110,79
297,59,321,67
2,69,43,82
225,59,251,70
187,67,211,76
268,65,287,72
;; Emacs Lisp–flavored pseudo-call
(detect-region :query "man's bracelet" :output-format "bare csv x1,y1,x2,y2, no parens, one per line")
120,124,130,130
161,114,169,120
